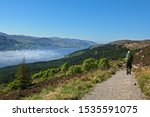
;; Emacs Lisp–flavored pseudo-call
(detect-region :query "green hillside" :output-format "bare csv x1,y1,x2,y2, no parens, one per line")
0,44,128,83
3,42,150,99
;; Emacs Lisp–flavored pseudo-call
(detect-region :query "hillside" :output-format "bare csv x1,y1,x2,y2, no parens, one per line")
0,39,149,100
0,39,149,83
0,32,96,50
134,46,150,66
109,40,150,66
110,39,150,49
0,44,128,83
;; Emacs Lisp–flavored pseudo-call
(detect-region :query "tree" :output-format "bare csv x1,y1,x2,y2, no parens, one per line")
15,57,32,89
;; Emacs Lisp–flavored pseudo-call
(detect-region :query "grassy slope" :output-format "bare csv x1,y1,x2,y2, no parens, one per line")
0,60,121,100
25,69,115,100
135,67,150,98
133,44,150,98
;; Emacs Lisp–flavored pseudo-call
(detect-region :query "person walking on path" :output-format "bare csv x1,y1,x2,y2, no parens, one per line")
125,50,133,75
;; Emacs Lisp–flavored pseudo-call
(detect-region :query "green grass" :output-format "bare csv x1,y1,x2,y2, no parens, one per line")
1,58,120,100
24,68,115,100
56,79,93,100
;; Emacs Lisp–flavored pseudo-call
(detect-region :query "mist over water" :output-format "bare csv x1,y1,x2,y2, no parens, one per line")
0,48,78,68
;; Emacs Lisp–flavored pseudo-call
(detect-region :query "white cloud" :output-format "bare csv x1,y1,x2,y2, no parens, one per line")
0,48,78,68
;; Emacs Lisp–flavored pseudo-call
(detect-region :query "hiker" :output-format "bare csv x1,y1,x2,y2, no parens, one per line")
125,50,133,75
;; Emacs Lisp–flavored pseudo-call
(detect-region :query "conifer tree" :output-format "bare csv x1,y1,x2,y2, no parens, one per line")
15,57,31,89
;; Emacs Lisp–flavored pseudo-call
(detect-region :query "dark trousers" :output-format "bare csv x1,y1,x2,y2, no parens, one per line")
126,62,132,75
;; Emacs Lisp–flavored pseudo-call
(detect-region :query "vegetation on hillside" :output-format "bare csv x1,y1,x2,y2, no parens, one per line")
8,58,32,89
0,56,123,99
0,44,128,83
133,46,150,66
24,60,122,100
135,67,150,98
0,35,149,100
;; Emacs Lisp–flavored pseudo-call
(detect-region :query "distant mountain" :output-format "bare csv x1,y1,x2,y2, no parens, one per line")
0,32,96,50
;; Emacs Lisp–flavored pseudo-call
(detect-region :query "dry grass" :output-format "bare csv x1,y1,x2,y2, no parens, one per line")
24,68,115,100
6,60,120,100
135,67,150,97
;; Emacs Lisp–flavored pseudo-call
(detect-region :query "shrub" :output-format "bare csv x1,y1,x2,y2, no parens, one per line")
72,66,82,73
82,58,97,72
98,58,110,70
61,63,69,73
32,68,60,79
66,65,82,76
42,71,49,78
7,80,18,89
32,71,44,79
49,68,59,76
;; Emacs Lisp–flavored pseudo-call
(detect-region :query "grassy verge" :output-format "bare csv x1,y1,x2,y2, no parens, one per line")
135,67,150,97
1,59,121,100
23,69,115,100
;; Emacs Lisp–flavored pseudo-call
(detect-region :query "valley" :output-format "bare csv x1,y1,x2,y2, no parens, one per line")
0,38,149,100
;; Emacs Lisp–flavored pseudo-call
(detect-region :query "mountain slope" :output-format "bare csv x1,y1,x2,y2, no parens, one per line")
0,44,128,83
0,32,96,50
0,39,149,83
109,39,150,49
134,46,150,66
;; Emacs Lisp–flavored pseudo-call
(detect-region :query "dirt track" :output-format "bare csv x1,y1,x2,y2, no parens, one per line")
82,70,146,100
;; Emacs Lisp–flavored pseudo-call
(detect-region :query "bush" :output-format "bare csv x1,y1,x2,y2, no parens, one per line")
82,58,97,72
42,71,49,78
7,80,19,89
66,65,82,76
73,66,82,73
98,58,110,70
61,63,69,73
32,71,44,79
32,68,60,79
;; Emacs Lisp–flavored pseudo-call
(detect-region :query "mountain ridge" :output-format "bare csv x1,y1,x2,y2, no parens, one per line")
0,32,96,50
109,39,150,49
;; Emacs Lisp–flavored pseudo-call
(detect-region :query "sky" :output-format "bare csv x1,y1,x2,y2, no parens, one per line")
0,0,150,43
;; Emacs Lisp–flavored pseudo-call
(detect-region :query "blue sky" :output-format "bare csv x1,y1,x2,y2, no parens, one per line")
0,0,150,43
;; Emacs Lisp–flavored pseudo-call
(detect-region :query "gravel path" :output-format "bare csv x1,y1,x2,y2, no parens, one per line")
82,70,146,100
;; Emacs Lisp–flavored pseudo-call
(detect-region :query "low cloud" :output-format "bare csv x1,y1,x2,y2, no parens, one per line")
0,48,78,68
